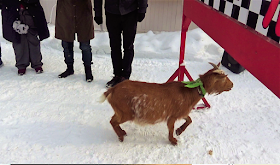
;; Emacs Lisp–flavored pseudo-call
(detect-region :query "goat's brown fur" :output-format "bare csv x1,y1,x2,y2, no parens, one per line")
101,63,233,145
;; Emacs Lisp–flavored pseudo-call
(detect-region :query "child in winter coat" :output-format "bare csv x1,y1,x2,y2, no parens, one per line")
1,0,49,75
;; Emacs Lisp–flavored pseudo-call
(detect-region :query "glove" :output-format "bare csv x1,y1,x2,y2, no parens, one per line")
94,16,103,25
13,20,29,34
137,13,145,22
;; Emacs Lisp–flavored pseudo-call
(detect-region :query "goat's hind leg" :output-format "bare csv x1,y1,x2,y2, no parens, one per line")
110,114,127,142
176,116,192,136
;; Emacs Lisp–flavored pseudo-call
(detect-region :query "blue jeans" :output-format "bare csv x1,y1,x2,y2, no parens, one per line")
62,41,92,66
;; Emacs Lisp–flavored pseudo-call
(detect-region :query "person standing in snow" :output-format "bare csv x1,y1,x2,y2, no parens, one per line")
93,0,148,88
55,0,95,82
0,1,3,67
0,0,49,75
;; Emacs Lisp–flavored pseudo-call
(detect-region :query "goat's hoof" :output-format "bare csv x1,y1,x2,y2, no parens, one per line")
176,128,182,136
169,138,178,146
119,136,124,142
121,130,127,136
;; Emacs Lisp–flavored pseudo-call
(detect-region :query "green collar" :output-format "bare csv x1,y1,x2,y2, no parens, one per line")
182,78,206,97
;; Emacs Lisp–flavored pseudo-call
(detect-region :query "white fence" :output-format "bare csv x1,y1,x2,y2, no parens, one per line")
40,0,197,32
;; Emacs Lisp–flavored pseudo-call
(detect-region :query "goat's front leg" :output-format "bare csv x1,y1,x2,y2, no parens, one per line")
167,117,177,145
176,116,192,136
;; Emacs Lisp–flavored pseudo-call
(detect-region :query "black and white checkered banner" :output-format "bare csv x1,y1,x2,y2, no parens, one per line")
199,0,280,44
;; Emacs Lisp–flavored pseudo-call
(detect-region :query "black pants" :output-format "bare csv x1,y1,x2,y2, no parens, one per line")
13,10,43,69
106,10,137,79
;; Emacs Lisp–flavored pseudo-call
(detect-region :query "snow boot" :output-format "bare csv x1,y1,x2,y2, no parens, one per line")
35,67,43,74
84,65,93,82
18,68,26,76
106,76,127,88
58,64,74,78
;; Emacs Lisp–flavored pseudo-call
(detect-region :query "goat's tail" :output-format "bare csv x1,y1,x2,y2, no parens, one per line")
98,89,112,103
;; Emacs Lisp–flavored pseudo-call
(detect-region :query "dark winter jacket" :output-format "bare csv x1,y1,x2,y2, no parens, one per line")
94,0,148,17
55,0,94,42
1,0,50,43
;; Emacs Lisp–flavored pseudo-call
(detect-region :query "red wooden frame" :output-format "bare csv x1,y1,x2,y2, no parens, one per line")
167,14,211,109
168,0,280,102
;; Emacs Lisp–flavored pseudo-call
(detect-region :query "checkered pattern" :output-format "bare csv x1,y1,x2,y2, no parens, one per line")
199,0,280,44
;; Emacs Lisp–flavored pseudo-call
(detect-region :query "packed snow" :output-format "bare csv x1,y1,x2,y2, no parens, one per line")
0,18,280,163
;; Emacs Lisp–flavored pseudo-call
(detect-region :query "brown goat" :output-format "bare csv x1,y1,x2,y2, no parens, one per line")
100,62,233,145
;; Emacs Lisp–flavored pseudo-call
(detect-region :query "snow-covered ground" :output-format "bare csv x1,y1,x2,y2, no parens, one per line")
0,21,280,163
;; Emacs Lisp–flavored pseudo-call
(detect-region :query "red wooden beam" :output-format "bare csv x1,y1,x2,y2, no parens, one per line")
183,0,280,98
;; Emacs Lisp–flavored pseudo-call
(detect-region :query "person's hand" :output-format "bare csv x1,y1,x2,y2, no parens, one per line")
13,20,29,34
137,13,145,22
94,16,103,25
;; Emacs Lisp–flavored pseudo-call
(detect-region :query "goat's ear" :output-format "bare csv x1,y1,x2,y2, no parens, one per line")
217,62,221,68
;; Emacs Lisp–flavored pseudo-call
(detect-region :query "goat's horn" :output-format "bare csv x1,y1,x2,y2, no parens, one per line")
209,62,219,69
213,69,225,75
